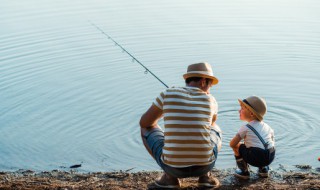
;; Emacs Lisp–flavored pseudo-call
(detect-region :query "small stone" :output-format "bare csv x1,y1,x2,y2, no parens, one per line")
295,165,312,170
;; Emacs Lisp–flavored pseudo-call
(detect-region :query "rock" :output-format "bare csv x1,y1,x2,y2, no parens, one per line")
70,164,82,169
294,165,312,170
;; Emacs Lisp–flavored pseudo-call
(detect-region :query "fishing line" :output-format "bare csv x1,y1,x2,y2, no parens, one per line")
89,21,169,88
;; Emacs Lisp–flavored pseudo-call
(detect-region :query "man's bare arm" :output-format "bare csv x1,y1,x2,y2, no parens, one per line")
139,104,163,128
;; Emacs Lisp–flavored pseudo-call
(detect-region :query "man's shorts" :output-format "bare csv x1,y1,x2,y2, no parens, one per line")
239,144,275,167
142,127,222,178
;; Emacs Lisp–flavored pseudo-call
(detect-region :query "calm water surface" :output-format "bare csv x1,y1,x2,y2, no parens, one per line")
1,0,320,172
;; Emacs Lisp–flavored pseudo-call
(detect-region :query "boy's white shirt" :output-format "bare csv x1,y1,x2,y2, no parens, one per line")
237,120,275,149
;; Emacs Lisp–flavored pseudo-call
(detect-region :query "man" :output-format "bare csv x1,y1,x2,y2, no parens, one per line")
140,62,222,188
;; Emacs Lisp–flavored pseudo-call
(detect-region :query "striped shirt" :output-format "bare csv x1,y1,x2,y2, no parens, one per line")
153,86,218,168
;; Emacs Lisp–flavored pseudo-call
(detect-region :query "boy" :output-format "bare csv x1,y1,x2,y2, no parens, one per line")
230,96,275,179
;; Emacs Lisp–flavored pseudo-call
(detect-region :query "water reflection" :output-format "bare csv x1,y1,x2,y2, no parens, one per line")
0,0,319,172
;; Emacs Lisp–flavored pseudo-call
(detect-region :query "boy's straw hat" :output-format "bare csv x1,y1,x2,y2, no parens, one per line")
238,96,267,121
183,62,219,85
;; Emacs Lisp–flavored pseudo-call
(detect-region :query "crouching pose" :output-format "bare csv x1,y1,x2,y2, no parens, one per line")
230,96,275,179
140,62,222,188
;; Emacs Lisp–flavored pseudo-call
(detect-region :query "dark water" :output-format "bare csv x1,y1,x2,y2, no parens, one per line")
1,0,320,172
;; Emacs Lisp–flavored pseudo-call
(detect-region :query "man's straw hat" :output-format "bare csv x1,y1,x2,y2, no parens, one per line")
238,96,267,121
183,62,219,85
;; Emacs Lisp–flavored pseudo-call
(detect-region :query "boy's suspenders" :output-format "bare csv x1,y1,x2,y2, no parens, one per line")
246,124,269,150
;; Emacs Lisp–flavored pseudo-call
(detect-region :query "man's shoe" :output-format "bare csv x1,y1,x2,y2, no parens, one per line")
155,173,180,189
198,173,220,188
234,169,250,179
258,166,269,178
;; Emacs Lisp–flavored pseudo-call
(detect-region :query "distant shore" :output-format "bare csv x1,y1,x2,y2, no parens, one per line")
0,166,319,189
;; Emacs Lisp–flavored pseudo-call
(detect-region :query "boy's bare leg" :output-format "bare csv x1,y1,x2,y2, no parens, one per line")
231,143,241,156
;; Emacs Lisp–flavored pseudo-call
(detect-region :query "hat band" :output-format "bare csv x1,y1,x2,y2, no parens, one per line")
186,71,213,76
243,99,254,109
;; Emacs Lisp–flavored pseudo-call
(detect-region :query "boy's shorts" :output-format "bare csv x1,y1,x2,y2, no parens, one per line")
142,127,222,178
239,144,275,167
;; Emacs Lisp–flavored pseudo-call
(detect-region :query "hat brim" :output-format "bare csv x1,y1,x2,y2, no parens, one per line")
183,73,219,85
238,99,263,121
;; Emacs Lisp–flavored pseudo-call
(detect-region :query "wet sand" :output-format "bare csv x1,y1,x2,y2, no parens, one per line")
0,166,319,190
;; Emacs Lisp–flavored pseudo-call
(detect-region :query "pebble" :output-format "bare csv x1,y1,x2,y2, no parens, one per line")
294,165,312,169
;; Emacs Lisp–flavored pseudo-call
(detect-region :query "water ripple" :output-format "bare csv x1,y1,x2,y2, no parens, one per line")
1,0,320,171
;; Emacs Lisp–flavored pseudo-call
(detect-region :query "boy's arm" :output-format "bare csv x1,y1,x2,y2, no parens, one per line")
230,134,241,148
230,134,242,156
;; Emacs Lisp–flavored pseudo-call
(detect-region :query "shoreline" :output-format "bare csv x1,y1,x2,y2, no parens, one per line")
0,166,319,189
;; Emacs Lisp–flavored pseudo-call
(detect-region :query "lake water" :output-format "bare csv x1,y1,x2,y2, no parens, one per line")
1,0,320,172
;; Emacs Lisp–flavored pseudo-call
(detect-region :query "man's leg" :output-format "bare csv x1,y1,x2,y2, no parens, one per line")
198,126,221,188
140,126,160,158
140,126,180,188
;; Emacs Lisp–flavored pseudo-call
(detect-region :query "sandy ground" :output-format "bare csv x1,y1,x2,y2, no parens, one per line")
0,166,319,190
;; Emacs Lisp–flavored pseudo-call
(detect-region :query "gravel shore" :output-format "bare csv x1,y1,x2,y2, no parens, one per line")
0,166,319,189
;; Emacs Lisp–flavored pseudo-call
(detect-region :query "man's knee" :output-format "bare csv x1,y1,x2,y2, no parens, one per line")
140,127,149,138
140,126,164,160
140,127,154,157
141,125,161,138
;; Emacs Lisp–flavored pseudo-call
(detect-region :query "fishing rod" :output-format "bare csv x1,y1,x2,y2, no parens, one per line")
89,21,169,88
